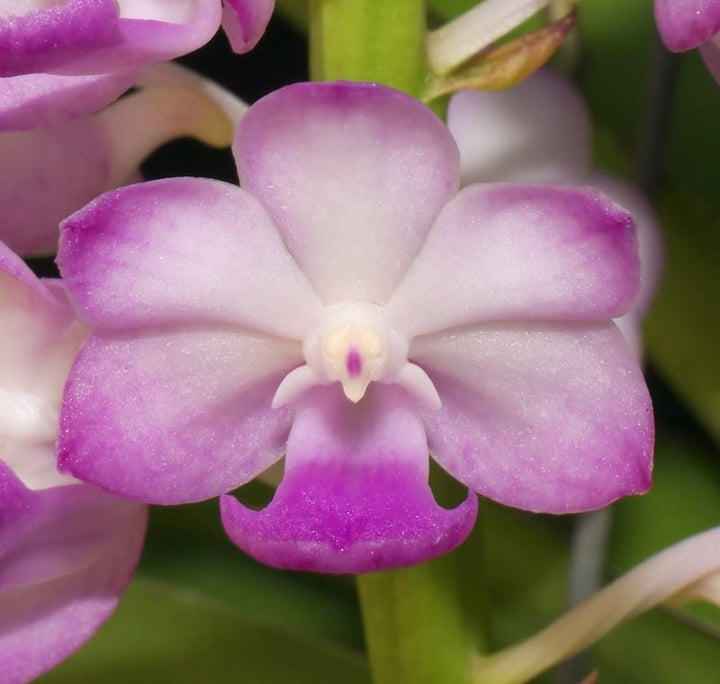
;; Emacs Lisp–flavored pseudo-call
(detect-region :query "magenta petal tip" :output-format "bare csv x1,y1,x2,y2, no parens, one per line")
220,463,478,574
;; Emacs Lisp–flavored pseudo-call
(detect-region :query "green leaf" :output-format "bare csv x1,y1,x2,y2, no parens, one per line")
644,189,720,443
40,578,370,684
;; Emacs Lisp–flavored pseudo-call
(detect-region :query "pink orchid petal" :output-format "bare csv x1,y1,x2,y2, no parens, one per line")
221,0,274,53
0,465,146,683
221,385,478,574
0,0,121,77
59,327,302,503
700,36,720,83
0,116,112,255
58,178,323,338
235,81,460,304
447,69,591,185
655,0,720,51
588,172,664,349
413,322,654,513
0,69,138,131
388,184,640,338
0,0,223,77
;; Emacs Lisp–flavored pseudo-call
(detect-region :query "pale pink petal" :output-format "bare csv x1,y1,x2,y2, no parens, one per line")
221,0,274,53
388,184,640,338
59,327,302,503
447,69,591,185
655,0,720,51
0,70,138,131
413,322,654,513
0,465,146,683
58,177,323,338
235,81,460,304
221,385,477,573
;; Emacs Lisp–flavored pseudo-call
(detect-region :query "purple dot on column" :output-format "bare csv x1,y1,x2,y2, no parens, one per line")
346,347,362,377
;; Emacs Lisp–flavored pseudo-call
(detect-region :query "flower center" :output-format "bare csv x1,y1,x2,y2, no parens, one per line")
272,303,441,409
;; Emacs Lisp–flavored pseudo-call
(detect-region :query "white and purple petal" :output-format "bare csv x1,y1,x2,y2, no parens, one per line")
412,322,654,513
388,184,640,338
221,384,477,573
447,69,591,185
0,464,146,684
655,0,720,52
235,81,460,304
59,327,302,503
58,177,323,337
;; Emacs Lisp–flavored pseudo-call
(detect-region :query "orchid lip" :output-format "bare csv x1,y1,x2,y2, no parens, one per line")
271,301,441,408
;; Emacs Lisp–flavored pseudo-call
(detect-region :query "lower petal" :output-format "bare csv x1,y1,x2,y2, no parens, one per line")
413,322,654,513
221,385,477,574
0,465,146,682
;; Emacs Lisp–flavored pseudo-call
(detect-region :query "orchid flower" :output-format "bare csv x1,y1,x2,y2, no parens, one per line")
0,73,241,256
655,0,720,83
447,69,664,356
0,0,273,130
56,81,653,574
0,241,146,683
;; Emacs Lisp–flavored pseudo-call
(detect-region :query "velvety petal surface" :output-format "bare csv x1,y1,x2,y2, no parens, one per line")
447,70,591,185
59,327,302,503
655,0,720,51
58,177,322,338
388,184,640,338
221,385,477,574
222,0,274,53
0,0,121,77
0,69,137,131
0,116,111,255
413,322,654,513
0,464,146,684
235,81,460,304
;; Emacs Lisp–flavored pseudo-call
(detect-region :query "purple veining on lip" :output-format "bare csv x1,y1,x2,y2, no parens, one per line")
346,346,362,377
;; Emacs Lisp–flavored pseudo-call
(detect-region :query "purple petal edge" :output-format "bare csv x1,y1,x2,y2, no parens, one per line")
220,462,478,574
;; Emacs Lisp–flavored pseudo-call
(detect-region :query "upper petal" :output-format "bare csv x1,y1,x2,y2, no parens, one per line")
413,322,654,513
221,0,274,53
0,69,138,131
58,177,323,338
234,81,460,304
447,69,591,185
700,35,720,83
59,326,301,503
388,184,640,338
0,464,146,683
0,0,121,77
655,0,720,51
221,384,477,573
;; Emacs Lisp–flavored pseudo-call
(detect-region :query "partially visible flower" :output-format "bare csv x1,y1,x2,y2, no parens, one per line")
654,0,720,82
0,0,272,130
447,69,663,355
57,81,652,574
0,68,241,256
472,525,720,683
0,241,146,682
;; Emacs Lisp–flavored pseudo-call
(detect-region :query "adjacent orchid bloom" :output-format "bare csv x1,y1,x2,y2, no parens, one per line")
0,241,146,683
655,0,720,82
57,81,653,574
0,69,242,257
0,0,273,130
447,69,664,356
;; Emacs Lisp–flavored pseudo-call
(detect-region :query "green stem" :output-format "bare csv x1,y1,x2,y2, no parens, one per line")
357,473,489,684
309,0,427,97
